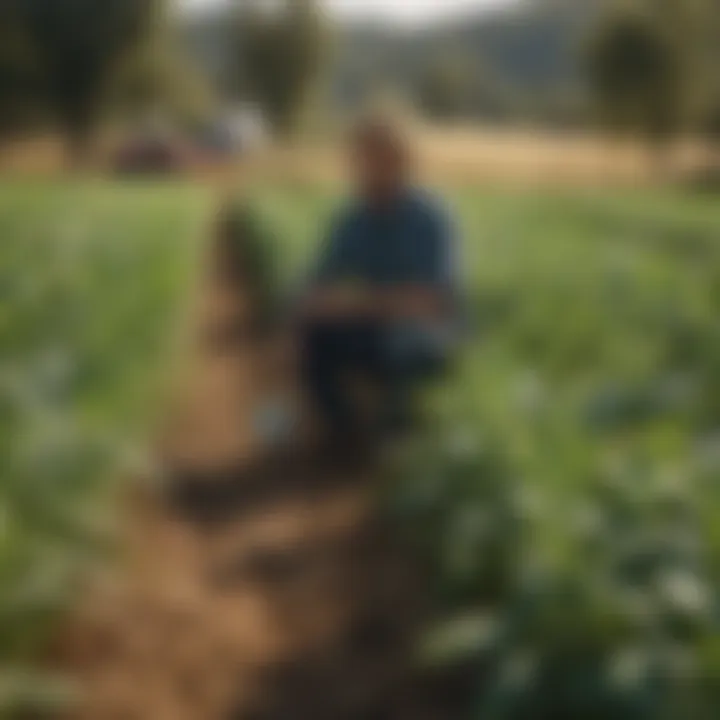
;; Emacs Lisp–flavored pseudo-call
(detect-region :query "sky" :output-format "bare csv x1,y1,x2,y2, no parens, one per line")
180,0,514,27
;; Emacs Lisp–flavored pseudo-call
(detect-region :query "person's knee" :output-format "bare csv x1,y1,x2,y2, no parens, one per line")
304,320,380,366
302,320,359,349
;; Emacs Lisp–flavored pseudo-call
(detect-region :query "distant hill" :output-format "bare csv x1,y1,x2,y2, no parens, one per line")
183,0,609,121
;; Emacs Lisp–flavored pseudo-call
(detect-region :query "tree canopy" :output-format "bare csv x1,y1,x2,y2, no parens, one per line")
17,0,159,152
233,0,329,137
587,9,683,144
586,0,720,148
0,4,42,134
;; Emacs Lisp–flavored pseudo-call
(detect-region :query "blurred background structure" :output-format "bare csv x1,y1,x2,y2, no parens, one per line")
2,1,720,719
0,0,718,176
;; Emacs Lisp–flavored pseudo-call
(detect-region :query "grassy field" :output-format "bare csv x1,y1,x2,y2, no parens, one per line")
3,176,720,717
0,182,211,715
251,183,720,718
235,128,716,191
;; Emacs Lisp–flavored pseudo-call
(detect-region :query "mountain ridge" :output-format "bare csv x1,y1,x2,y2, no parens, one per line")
183,0,609,117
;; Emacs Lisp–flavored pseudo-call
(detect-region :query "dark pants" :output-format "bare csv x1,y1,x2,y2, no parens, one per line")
301,320,449,438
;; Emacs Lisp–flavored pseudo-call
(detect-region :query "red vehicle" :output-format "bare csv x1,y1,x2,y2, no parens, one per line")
113,131,195,175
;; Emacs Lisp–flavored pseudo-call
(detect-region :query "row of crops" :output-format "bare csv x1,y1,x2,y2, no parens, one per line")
252,185,720,719
388,190,720,719
3,179,718,718
0,183,209,715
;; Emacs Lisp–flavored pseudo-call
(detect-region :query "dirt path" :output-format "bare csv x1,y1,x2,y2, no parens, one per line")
54,229,436,720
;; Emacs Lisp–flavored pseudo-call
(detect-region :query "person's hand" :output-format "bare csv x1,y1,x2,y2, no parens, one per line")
380,286,445,320
303,282,375,319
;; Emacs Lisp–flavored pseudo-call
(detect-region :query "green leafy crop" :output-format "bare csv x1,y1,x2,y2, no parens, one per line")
0,181,209,716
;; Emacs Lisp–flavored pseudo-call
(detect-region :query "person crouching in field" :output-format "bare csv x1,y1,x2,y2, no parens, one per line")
298,116,464,459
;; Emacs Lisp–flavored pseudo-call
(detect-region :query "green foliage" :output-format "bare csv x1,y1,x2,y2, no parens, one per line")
585,0,720,147
116,37,216,127
221,200,283,326
253,184,720,718
0,0,212,142
0,5,43,134
418,54,477,122
233,0,329,137
12,0,160,153
652,0,719,127
693,3,720,144
586,8,684,144
0,183,209,715
417,52,518,123
386,189,720,718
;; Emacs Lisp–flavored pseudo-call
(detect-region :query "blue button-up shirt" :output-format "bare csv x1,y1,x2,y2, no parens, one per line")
316,189,459,299
311,188,464,354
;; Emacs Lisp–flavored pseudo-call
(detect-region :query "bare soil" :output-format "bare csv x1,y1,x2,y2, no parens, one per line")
52,224,447,720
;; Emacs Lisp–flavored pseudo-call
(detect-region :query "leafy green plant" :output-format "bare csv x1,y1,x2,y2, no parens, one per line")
0,182,209,715
248,182,720,718
383,188,720,719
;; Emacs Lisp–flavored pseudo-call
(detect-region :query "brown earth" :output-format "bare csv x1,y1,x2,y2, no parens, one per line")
51,220,450,720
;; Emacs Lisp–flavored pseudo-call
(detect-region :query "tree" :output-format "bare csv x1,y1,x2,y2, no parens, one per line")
417,54,476,122
586,7,684,159
233,0,329,137
114,28,216,127
0,4,42,136
690,1,720,148
16,0,160,162
653,0,718,128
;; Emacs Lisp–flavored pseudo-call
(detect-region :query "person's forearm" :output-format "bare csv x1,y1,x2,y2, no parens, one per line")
299,286,446,323
300,288,378,321
381,286,446,321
